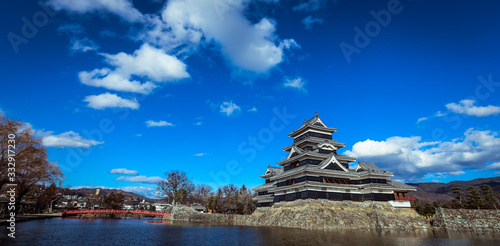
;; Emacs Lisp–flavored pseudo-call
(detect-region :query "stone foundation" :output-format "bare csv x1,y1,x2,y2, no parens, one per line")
433,208,500,231
170,199,430,230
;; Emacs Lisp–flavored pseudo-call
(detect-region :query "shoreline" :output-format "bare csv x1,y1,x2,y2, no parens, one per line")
0,213,61,225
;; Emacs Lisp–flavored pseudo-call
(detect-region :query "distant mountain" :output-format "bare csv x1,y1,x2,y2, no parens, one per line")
407,176,500,204
62,187,161,203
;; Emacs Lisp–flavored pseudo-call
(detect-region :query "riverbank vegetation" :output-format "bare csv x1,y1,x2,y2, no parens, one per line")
157,170,256,215
0,117,63,215
412,184,499,217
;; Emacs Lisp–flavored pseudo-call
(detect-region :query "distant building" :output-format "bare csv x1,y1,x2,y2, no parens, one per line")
123,200,140,210
153,203,171,212
253,113,416,208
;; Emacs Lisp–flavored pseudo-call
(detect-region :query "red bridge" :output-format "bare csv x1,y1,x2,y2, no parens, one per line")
62,209,170,217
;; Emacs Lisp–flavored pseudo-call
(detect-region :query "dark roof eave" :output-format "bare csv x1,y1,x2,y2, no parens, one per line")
288,125,337,137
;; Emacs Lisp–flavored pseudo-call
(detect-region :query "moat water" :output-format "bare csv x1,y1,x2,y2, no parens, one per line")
1,218,499,246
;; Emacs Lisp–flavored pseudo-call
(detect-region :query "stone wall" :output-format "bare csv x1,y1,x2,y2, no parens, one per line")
434,208,500,231
170,199,430,230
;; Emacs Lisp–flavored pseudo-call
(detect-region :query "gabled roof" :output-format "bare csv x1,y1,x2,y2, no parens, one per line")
259,165,284,178
355,162,392,175
285,145,304,159
318,154,349,172
276,151,328,166
288,113,337,137
252,181,276,191
335,154,356,162
283,138,346,151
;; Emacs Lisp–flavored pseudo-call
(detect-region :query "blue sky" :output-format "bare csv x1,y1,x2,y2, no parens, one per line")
1,0,500,197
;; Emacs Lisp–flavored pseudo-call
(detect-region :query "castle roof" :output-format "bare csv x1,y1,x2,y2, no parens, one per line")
355,162,388,174
259,165,284,179
288,113,337,137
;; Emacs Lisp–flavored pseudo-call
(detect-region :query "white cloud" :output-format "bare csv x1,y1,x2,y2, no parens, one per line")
220,101,241,116
70,38,99,53
448,171,465,176
39,131,104,148
79,44,189,94
194,121,203,126
110,168,138,175
102,43,190,82
435,111,445,117
344,128,500,181
57,24,99,54
484,162,500,170
146,120,174,127
47,0,144,22
416,117,428,124
194,153,206,156
248,107,258,112
141,0,299,73
0,108,5,116
416,111,446,124
83,93,139,110
302,16,323,29
446,99,500,117
79,68,156,94
293,0,329,12
136,133,142,137
115,175,164,184
284,77,306,92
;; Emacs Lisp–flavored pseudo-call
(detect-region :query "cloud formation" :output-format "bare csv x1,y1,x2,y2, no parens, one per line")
83,93,140,110
142,0,299,73
446,99,500,117
293,0,329,12
40,131,104,148
220,101,241,116
418,99,499,124
344,128,500,181
48,0,144,22
417,111,444,124
79,44,189,94
302,16,323,29
146,120,175,127
110,168,138,175
283,77,306,92
57,24,99,54
79,68,156,94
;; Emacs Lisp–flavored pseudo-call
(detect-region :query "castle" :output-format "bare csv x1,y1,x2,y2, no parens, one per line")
253,113,416,208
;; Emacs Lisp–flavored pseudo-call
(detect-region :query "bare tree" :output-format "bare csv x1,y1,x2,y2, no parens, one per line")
157,170,194,205
190,184,213,206
0,117,63,213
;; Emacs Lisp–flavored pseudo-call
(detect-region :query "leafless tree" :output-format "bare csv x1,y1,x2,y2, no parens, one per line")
157,170,194,205
0,117,64,213
190,184,213,206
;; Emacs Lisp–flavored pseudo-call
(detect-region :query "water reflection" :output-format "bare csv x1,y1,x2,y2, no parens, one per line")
1,218,499,246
